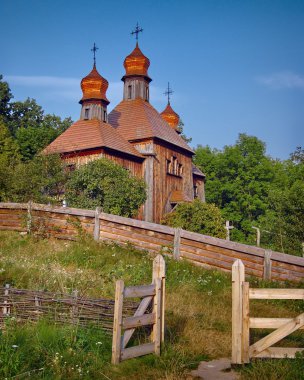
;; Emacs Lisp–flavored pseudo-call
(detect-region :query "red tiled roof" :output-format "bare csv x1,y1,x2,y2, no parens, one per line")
43,119,143,159
108,99,193,154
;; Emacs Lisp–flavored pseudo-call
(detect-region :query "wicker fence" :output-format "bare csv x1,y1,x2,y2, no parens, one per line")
0,202,304,282
0,285,137,331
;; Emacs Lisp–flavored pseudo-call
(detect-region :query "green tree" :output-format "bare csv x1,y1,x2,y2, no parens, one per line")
194,134,276,242
258,147,304,255
177,119,192,144
7,154,66,203
162,199,226,238
0,75,13,122
0,120,20,161
65,158,146,217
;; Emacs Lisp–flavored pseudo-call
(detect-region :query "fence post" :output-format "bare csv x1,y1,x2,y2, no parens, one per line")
242,282,250,363
152,278,162,355
27,201,32,234
93,207,101,241
3,284,10,316
263,250,272,281
232,259,245,365
173,228,181,260
153,255,166,343
112,280,124,364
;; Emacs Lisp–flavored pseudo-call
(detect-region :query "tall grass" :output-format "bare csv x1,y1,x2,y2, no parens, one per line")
0,231,303,379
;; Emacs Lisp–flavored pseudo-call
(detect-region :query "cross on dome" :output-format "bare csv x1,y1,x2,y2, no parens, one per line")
131,22,143,41
164,82,174,104
91,43,99,66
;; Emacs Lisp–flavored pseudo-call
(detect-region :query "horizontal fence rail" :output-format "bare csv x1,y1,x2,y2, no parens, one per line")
0,286,137,331
0,202,304,282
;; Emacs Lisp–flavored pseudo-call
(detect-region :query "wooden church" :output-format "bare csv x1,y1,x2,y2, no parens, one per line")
44,29,205,223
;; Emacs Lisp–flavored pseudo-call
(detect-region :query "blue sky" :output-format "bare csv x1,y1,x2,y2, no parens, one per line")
1,0,304,159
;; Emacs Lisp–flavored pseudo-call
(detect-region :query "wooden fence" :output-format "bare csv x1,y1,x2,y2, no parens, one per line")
112,255,165,364
0,286,137,331
0,202,304,282
232,260,304,364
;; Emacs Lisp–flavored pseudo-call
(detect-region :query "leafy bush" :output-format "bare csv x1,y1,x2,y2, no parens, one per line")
0,154,66,203
162,199,226,238
65,158,146,217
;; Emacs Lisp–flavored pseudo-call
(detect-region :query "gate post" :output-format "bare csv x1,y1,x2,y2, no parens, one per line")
232,260,245,364
112,280,124,364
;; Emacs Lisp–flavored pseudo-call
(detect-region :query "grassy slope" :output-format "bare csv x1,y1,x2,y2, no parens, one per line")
0,231,303,380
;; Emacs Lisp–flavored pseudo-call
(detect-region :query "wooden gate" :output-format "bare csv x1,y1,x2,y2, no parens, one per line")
112,255,165,364
232,259,304,364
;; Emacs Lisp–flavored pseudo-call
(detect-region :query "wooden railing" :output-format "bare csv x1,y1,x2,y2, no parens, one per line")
112,255,165,364
0,202,304,282
232,260,304,364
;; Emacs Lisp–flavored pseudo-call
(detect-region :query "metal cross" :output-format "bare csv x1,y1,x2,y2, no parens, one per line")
131,22,143,41
91,43,99,65
164,82,173,104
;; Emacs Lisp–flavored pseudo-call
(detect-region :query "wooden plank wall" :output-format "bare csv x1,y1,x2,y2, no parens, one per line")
0,202,303,283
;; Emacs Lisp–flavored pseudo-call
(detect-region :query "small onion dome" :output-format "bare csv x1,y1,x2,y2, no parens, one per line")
80,64,109,104
160,102,180,130
124,42,150,77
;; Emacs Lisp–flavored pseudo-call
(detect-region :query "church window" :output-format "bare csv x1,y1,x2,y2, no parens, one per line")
193,185,198,198
166,156,183,177
128,85,132,99
103,110,107,122
84,108,90,120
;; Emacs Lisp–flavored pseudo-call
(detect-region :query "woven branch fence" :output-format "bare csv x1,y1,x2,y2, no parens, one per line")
0,202,304,282
0,285,137,331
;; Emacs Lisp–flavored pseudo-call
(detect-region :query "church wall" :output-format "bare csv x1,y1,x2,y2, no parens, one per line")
62,149,143,178
193,177,205,202
153,142,194,223
62,149,144,220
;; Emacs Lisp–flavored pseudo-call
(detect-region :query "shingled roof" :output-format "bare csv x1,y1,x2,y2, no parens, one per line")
43,119,143,159
192,163,205,177
108,99,194,154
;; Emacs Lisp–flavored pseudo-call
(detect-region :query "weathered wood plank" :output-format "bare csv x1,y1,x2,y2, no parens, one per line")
121,342,155,361
249,288,304,300
180,244,264,276
173,228,181,260
152,278,162,355
152,255,166,343
231,260,245,365
123,312,155,329
124,284,156,298
181,238,265,266
250,317,304,330
99,224,173,247
101,220,174,243
111,280,124,365
122,296,153,349
93,207,101,241
242,282,250,363
249,313,304,357
263,250,272,280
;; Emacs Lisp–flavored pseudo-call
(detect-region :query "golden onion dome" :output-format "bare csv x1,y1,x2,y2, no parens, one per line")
80,64,109,104
160,103,180,130
124,42,150,77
